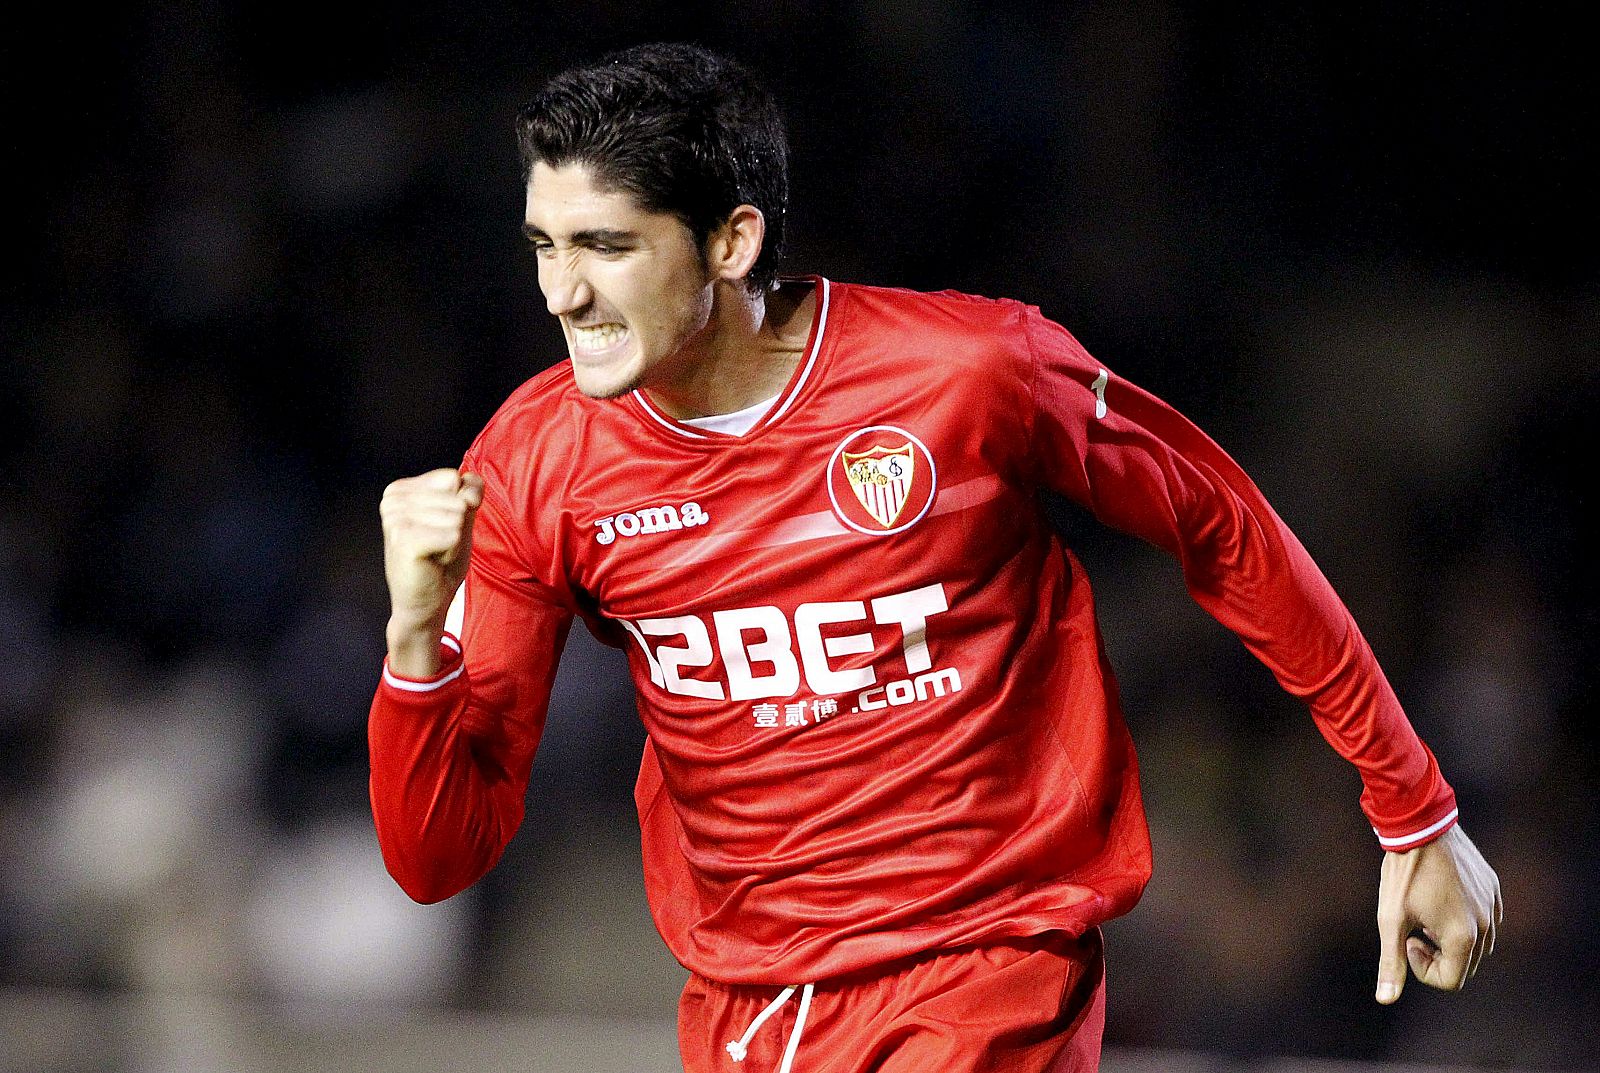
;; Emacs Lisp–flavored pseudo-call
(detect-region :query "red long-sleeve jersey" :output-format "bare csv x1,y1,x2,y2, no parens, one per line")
368,279,1458,985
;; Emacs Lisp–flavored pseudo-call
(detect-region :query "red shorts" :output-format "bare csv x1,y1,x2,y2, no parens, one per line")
678,929,1106,1073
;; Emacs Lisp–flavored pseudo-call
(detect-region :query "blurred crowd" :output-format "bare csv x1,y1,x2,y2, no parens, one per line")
3,3,1595,1070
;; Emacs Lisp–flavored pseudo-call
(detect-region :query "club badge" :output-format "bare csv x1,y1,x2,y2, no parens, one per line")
826,426,937,535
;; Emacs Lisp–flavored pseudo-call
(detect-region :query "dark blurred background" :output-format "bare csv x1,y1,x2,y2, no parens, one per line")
2,3,1595,1071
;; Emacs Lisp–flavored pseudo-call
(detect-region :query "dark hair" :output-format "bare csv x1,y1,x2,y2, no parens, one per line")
517,43,789,293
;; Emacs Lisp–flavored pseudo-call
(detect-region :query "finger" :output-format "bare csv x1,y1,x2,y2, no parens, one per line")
393,505,475,530
1486,880,1500,957
1465,927,1485,982
460,472,485,509
385,518,474,552
1375,911,1409,1004
425,466,464,489
381,487,474,518
391,523,472,559
1484,882,1497,953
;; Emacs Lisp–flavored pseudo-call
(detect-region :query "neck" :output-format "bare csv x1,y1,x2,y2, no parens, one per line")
644,279,816,420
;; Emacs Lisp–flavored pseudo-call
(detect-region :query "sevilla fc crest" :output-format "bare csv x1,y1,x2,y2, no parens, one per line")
827,426,937,535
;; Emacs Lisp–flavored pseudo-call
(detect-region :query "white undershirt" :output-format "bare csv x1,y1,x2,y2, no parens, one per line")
679,392,782,436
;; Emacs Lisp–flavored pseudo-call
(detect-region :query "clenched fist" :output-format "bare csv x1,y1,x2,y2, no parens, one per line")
1374,824,1502,1004
380,468,485,677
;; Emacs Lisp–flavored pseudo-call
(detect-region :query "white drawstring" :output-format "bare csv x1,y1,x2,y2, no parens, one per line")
777,984,814,1073
725,982,815,1073
725,986,792,1062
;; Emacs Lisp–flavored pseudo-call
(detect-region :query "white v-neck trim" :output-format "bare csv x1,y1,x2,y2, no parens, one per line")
631,277,831,441
681,392,782,436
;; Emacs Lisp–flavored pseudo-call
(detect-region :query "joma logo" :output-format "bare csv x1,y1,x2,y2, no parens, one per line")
594,501,709,545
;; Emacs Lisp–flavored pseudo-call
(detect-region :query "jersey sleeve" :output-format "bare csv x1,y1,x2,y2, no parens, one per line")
1020,307,1458,851
367,457,575,902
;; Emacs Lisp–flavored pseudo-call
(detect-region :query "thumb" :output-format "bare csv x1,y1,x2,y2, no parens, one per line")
1376,914,1409,1004
459,472,485,510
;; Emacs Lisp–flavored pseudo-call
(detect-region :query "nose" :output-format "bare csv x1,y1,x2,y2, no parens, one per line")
540,254,593,318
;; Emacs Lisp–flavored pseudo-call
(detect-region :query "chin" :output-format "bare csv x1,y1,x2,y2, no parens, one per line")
571,361,643,401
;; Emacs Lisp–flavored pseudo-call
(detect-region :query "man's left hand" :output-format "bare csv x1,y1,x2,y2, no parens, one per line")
1375,823,1502,1003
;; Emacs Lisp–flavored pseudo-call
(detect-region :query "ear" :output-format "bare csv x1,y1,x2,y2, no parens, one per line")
707,205,766,285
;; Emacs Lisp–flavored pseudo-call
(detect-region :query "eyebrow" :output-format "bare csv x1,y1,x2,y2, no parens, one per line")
521,223,639,245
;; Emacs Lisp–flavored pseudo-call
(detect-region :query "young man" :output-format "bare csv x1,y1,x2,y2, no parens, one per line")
369,43,1501,1073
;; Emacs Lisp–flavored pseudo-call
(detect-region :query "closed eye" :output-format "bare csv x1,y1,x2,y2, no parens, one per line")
521,225,637,258
580,236,636,257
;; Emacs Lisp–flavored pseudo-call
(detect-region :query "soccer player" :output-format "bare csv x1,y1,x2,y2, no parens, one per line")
368,43,1502,1073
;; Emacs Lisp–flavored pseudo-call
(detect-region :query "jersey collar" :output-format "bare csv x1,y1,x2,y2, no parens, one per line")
629,276,832,441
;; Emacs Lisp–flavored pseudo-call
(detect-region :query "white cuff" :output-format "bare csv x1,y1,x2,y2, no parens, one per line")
1374,807,1459,849
381,633,463,692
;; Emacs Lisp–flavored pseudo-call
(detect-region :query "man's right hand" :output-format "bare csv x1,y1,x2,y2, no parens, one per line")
380,468,485,678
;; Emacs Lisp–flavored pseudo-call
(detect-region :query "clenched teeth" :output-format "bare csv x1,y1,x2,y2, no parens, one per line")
572,323,629,353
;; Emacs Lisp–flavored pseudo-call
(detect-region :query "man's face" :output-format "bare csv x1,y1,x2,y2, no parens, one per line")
524,161,715,400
